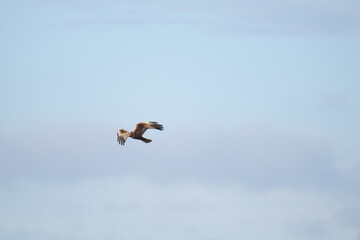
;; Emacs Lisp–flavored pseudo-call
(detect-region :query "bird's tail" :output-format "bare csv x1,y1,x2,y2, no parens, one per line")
140,137,152,143
150,122,164,131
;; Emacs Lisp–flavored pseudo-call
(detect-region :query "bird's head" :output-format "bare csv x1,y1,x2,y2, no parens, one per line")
119,129,128,134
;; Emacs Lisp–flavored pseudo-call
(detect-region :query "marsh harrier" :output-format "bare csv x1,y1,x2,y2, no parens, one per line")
117,121,164,145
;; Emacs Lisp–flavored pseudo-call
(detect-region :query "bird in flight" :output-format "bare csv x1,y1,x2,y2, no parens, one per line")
117,121,164,145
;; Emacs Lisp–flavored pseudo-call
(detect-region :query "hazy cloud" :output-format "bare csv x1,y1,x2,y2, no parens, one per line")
0,176,358,240
41,0,360,34
0,123,346,191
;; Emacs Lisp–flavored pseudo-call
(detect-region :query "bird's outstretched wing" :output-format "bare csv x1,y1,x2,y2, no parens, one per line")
133,121,164,137
117,130,130,145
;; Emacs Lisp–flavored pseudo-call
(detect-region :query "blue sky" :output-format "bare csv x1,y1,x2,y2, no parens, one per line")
1,0,360,240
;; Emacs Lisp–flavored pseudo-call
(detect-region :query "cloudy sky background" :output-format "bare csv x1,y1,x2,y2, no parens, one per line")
1,0,360,239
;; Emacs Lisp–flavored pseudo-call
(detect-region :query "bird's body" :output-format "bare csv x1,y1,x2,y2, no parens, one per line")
117,121,164,145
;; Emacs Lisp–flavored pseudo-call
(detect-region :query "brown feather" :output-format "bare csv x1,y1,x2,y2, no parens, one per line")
117,121,163,146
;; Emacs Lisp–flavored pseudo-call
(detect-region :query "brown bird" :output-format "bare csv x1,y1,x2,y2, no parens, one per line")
117,121,164,145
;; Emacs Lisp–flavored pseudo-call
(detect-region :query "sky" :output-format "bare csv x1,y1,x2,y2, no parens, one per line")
1,0,360,239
